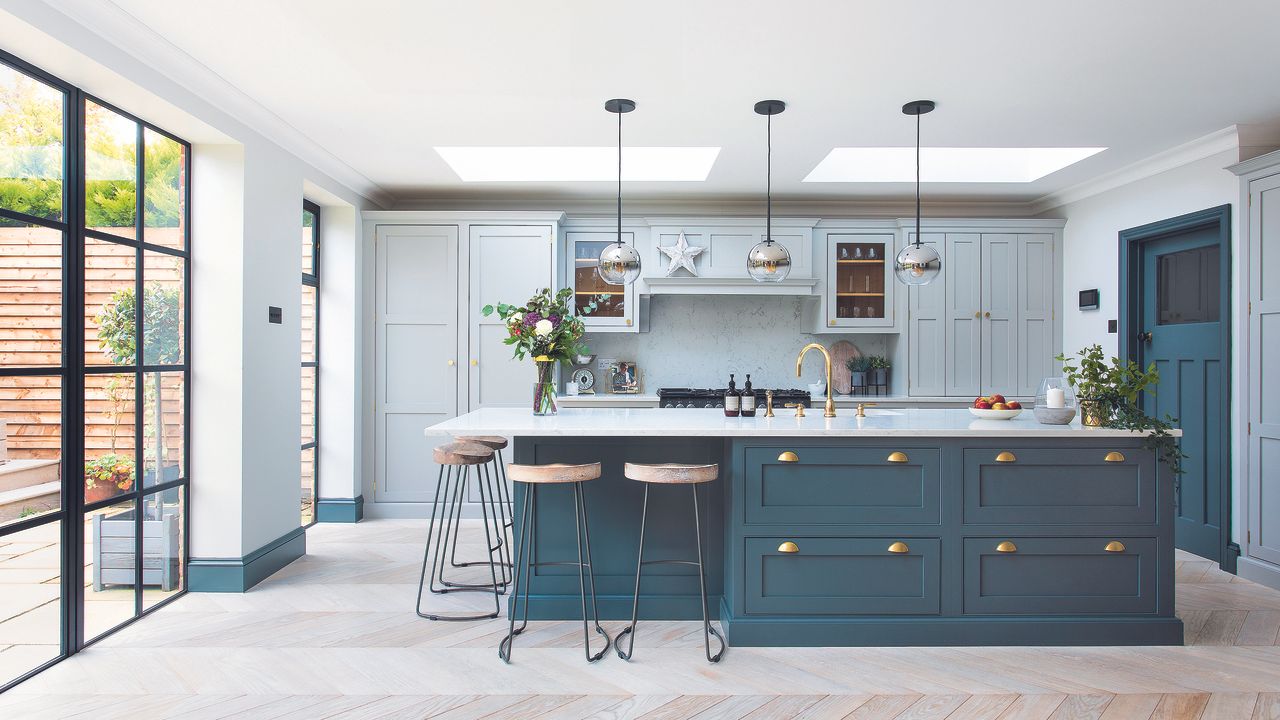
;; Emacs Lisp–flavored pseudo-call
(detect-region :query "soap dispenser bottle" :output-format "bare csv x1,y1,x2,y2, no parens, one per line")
740,374,757,417
724,374,740,417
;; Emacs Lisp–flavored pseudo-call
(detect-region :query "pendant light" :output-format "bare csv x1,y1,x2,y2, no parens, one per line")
747,99,791,283
894,100,942,286
597,98,642,285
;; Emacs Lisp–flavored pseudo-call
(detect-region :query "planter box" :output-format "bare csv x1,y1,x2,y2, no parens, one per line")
92,511,180,591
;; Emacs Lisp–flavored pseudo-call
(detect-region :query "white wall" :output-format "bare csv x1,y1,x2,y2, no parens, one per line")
1046,148,1243,544
0,2,378,560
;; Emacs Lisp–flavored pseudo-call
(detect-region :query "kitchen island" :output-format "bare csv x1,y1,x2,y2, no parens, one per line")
425,407,1182,646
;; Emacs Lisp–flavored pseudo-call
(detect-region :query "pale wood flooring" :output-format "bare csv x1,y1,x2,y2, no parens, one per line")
3,520,1280,719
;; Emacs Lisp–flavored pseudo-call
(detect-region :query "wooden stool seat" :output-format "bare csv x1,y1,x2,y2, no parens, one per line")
624,463,719,485
507,462,600,484
433,441,493,466
455,435,509,450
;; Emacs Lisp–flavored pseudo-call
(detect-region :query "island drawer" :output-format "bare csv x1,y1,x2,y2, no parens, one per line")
744,537,940,615
962,537,1157,615
743,446,941,525
962,447,1156,525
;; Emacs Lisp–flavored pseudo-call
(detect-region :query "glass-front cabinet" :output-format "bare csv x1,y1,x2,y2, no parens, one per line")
825,232,895,328
567,231,635,330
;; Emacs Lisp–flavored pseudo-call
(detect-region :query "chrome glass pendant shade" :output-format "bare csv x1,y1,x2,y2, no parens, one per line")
894,99,941,286
748,99,791,283
598,98,642,285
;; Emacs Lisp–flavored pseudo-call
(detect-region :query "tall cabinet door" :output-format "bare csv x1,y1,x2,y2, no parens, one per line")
1017,234,1056,397
375,225,459,504
945,234,982,397
980,234,1019,394
908,233,946,396
1250,173,1280,567
469,225,555,409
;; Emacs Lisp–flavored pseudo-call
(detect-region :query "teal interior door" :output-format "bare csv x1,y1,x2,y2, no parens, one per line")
1139,226,1224,561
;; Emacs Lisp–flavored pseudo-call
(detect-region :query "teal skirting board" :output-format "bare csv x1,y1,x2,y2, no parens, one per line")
189,526,306,592
317,495,364,523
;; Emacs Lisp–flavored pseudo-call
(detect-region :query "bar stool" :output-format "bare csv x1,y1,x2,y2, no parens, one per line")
453,435,513,584
415,441,504,621
614,462,725,663
499,462,609,664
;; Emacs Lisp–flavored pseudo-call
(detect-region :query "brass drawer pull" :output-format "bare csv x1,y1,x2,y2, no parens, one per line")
996,541,1018,553
995,451,1017,463
777,451,799,463
887,541,910,554
778,541,799,554
887,451,909,463
1105,540,1126,553
1104,451,1125,463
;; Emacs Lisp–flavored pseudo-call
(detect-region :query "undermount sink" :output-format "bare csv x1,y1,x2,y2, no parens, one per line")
859,409,903,417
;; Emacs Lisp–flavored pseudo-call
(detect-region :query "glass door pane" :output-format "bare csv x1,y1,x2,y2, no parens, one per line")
0,375,62,527
0,61,64,222
141,486,184,610
0,224,63,369
83,498,139,641
0,519,62,686
834,240,887,320
573,240,624,317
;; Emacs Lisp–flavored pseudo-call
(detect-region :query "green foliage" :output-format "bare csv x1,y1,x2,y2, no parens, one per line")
95,283,182,365
1057,344,1186,474
845,356,871,373
481,287,595,364
867,355,891,370
0,178,60,222
84,453,135,492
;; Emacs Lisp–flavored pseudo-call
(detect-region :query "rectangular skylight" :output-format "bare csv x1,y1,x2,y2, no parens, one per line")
803,147,1106,183
435,146,721,182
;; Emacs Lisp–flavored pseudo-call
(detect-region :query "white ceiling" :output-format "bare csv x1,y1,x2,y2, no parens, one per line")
105,0,1280,207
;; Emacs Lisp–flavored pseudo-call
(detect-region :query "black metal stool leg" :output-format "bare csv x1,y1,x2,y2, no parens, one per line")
499,484,534,663
415,465,448,617
417,464,500,621
573,481,610,662
692,484,725,663
615,484,649,660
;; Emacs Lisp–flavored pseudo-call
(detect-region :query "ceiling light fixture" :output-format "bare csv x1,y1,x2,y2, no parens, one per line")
747,99,791,283
894,100,942,287
598,98,642,286
802,146,1105,183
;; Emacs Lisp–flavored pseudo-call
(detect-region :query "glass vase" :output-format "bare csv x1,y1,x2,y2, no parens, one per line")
1033,377,1077,425
533,359,558,416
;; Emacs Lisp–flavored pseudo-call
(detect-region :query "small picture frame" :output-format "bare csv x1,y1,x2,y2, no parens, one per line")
610,361,640,394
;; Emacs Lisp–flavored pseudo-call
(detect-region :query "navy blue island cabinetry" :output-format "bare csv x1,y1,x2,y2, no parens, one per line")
427,408,1182,647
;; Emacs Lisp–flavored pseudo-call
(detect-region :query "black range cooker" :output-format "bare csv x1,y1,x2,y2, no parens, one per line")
658,387,812,409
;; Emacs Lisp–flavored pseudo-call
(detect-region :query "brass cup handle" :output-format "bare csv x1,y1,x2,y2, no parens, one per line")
887,541,910,554
887,451,909,463
778,541,799,554
995,451,1017,463
1105,541,1126,553
996,541,1018,553
1104,451,1125,463
470,359,478,366
777,451,799,463
447,359,456,367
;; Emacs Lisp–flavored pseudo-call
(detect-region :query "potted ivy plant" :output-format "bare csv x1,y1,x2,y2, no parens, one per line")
1057,344,1185,474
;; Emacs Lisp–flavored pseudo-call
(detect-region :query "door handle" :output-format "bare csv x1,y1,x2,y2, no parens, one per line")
1139,331,1152,344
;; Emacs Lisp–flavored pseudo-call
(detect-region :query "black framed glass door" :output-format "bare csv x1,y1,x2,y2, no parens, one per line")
0,48,191,691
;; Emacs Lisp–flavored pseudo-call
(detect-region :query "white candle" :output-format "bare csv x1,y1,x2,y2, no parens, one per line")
1046,388,1065,409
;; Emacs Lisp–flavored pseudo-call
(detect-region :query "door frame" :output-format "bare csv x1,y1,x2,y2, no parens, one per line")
1117,204,1232,570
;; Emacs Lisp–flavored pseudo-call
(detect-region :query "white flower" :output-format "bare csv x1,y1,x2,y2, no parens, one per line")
510,312,523,323
534,319,553,336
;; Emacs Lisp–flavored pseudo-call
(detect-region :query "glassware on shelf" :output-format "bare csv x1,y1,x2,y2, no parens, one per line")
840,246,849,260
853,246,864,260
1033,377,1077,425
851,306,861,318
868,246,877,260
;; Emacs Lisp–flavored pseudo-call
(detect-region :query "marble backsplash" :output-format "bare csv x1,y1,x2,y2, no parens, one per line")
582,295,890,391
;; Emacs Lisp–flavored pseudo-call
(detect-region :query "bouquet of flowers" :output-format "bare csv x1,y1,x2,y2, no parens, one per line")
482,288,597,414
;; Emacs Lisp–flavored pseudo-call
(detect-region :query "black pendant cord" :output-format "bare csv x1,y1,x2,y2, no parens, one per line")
616,108,622,247
914,110,921,249
766,112,772,245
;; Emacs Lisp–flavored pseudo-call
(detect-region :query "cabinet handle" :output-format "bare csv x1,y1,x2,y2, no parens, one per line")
887,451,909,463
778,541,799,553
887,541,910,554
1104,451,1125,463
447,359,456,367
985,311,991,318
777,451,799,463
996,541,1018,553
470,359,478,366
995,451,1017,463
974,311,981,319
1105,540,1126,553
626,318,633,326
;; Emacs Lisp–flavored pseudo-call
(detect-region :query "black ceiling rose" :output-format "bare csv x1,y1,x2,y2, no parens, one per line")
902,100,936,116
754,100,786,116
604,98,636,114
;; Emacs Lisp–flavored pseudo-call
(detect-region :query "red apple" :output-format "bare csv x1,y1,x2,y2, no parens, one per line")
989,393,1007,404
975,400,992,410
991,402,1009,410
1007,400,1022,410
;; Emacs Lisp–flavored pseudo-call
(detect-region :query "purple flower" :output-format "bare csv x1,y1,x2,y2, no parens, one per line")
523,311,542,327
548,314,561,328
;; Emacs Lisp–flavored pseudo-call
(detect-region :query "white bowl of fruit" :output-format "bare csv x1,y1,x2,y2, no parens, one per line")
968,394,1023,419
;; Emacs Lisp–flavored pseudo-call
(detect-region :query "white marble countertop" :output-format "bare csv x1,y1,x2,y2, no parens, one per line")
558,394,1026,407
425,407,1179,438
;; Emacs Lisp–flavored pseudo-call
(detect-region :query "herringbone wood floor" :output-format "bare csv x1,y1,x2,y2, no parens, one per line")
3,520,1280,719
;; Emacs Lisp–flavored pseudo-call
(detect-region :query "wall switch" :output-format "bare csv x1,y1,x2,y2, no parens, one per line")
269,306,283,324
1108,319,1117,333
